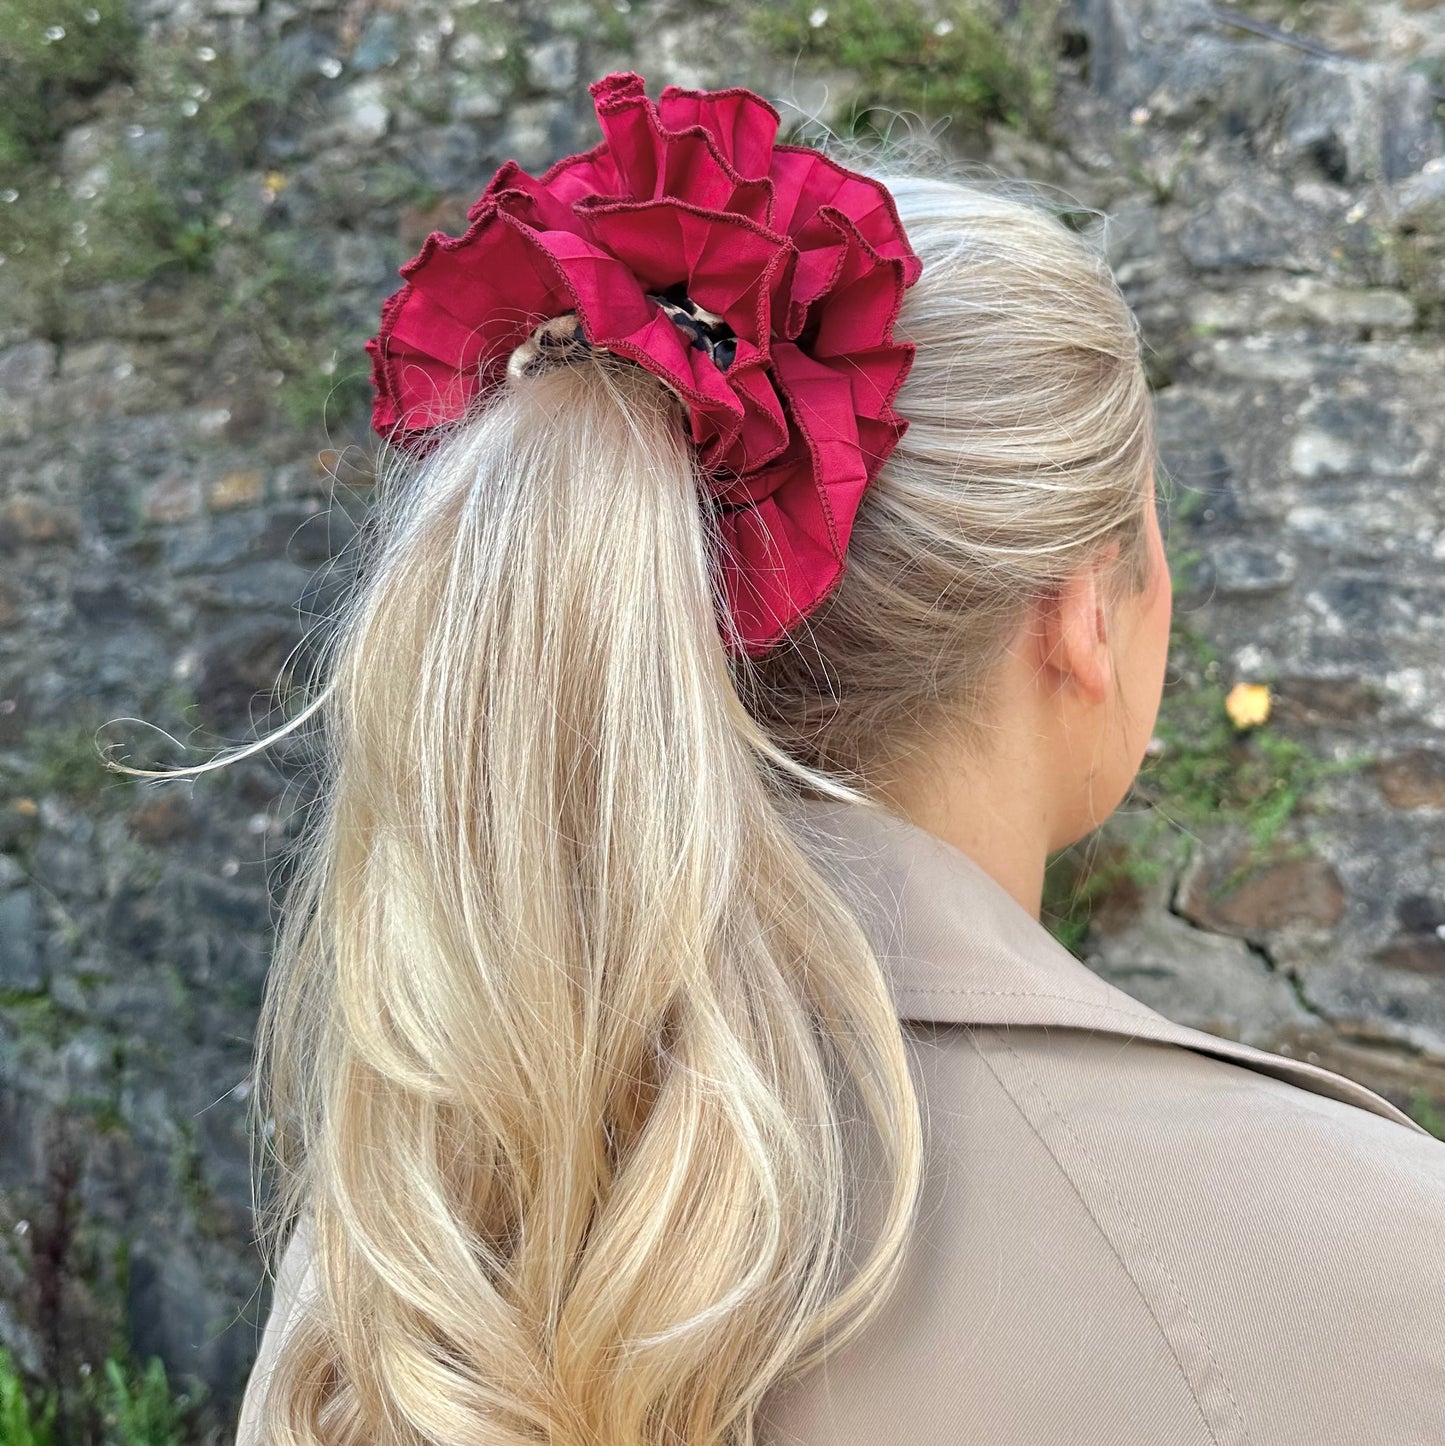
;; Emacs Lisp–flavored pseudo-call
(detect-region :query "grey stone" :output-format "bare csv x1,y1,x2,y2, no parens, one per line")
1288,395,1429,479
0,1296,42,1379
1154,393,1242,534
1102,200,1159,270
56,1027,115,1094
1085,875,1316,1048
351,12,402,72
125,1236,248,1393
257,502,358,564
1202,540,1296,594
0,341,56,443
1391,161,1445,234
1177,179,1331,273
337,78,391,145
405,123,490,193
449,79,507,123
1054,0,1218,102
503,100,569,173
194,617,307,732
1281,62,1443,185
88,975,185,1031
1187,278,1416,333
530,35,579,91
252,26,336,91
0,888,42,993
1293,950,1445,1059
177,559,317,613
331,231,394,290
164,514,267,574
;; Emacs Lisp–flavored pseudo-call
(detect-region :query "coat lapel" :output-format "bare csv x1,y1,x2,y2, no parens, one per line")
780,793,1429,1135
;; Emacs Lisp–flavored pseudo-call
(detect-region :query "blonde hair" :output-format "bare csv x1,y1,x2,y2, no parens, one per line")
107,164,1159,1445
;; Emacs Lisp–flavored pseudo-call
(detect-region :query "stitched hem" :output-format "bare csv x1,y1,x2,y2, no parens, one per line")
971,1025,1252,1446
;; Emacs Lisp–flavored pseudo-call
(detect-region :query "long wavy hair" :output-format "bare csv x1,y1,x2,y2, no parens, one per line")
109,164,1160,1445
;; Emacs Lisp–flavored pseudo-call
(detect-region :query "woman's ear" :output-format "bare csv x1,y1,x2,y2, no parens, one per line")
1033,542,1120,705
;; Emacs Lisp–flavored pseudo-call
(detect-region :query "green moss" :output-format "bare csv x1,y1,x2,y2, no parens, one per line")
72,1093,127,1137
0,992,79,1050
753,0,1062,141
0,152,221,343
2,12,393,438
1042,615,1371,955
550,0,633,52
210,226,377,434
451,4,530,93
0,0,139,167
21,717,134,809
1117,124,1199,205
1,35,295,342
278,360,373,433
171,1120,226,1241
111,1236,131,1313
1147,624,1368,848
1394,227,1445,338
1407,1086,1445,1141
135,43,280,180
341,161,442,213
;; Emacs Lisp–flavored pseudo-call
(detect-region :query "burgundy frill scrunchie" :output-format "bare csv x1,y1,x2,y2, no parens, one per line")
366,71,922,659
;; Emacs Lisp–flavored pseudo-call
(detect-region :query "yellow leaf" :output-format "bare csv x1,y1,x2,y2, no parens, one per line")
1225,681,1271,730
12,797,38,817
263,171,288,193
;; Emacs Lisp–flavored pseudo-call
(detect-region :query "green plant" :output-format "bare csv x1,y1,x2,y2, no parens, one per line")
0,34,297,342
136,42,280,179
1042,806,1177,951
450,2,530,92
96,1355,201,1446
0,1347,59,1446
753,0,1063,141
280,364,373,433
207,224,378,435
0,0,139,166
1042,617,1371,954
22,716,139,810
171,1119,227,1240
343,161,443,213
1407,1086,1444,1141
0,149,221,343
1146,624,1369,851
0,991,77,1049
1116,123,1198,205
72,1091,128,1137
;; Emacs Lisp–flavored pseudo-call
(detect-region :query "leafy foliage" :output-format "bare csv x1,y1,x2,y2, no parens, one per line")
0,1345,199,1446
753,0,1062,140
1042,617,1372,954
0,1349,58,1446
0,0,139,166
96,1356,201,1446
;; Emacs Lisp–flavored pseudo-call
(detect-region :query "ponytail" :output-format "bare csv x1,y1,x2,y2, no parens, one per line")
244,354,925,1443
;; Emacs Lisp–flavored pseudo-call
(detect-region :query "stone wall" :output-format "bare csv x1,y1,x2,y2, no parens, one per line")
1,0,1442,1435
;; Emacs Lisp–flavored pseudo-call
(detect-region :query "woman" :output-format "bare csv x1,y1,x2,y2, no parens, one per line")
224,75,1443,1444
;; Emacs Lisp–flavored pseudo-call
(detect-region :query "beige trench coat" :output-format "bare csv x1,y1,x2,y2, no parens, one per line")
236,795,1445,1445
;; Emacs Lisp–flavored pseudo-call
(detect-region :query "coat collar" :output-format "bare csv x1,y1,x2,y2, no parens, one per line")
780,792,1427,1134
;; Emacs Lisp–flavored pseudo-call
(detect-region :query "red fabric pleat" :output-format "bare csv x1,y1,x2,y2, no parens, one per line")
365,71,922,658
